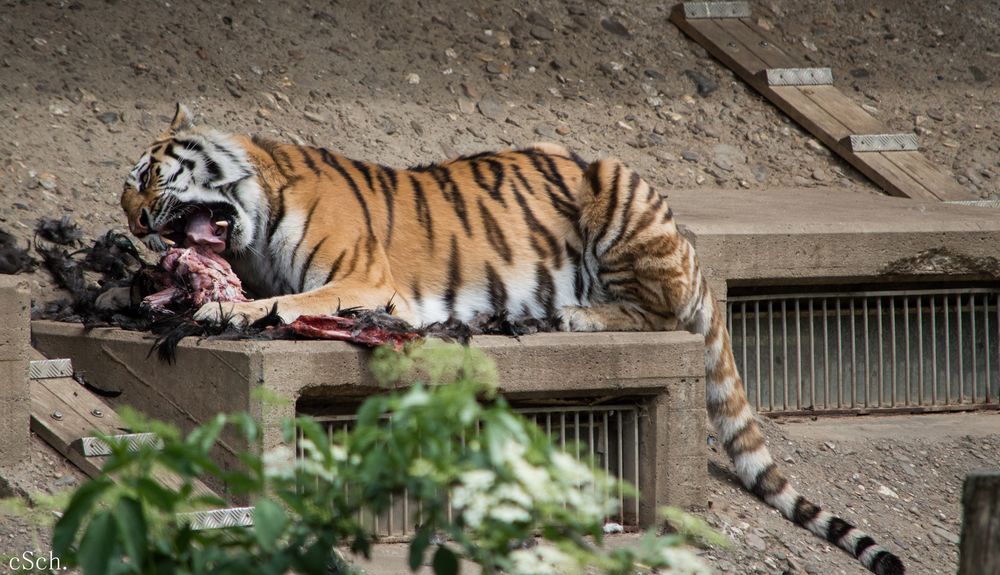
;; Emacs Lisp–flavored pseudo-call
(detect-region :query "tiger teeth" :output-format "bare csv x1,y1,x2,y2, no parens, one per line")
163,238,176,246
215,220,229,228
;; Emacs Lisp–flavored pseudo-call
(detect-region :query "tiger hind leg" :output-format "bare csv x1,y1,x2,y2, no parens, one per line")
576,158,905,575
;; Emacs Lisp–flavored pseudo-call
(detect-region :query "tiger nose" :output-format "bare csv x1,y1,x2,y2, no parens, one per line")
131,208,152,236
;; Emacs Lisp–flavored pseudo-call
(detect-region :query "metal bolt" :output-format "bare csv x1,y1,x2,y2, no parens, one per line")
91,408,103,418
760,41,769,47
51,411,63,421
728,42,738,48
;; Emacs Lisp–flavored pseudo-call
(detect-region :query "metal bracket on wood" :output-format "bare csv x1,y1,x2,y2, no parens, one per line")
844,133,919,152
29,358,74,380
179,506,255,530
946,200,1000,208
77,432,163,457
682,1,751,19
764,67,833,86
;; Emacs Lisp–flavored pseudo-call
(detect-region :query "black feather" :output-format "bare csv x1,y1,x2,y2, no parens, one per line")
36,216,84,246
0,227,37,274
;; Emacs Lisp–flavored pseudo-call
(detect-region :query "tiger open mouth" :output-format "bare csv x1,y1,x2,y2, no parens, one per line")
145,202,236,254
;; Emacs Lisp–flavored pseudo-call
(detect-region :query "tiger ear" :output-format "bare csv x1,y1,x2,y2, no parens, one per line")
168,103,194,133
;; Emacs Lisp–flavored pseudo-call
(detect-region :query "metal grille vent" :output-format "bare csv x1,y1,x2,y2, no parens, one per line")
305,404,640,539
727,288,1000,414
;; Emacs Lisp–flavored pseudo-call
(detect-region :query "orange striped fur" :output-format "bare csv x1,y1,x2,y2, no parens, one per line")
120,105,904,574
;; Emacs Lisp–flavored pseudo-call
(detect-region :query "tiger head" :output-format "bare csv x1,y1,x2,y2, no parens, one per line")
121,104,262,255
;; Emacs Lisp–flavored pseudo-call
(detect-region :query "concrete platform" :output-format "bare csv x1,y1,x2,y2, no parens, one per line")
669,187,1000,299
30,322,708,525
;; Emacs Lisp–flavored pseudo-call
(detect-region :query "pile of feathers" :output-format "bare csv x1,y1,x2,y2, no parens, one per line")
3,217,554,363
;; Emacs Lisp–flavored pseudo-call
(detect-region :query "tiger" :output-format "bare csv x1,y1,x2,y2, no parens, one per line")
121,104,904,575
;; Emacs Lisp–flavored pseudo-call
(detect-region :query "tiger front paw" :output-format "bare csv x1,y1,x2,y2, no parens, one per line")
194,300,271,327
559,306,606,332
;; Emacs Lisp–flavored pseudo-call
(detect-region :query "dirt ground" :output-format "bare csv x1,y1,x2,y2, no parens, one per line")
1,0,999,573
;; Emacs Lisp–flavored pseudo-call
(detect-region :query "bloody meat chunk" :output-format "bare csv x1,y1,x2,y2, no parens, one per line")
143,247,248,311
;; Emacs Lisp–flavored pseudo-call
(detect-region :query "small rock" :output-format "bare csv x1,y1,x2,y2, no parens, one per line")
477,97,506,122
600,18,630,37
525,11,554,30
712,144,745,171
751,164,769,182
303,111,326,123
932,526,960,545
410,120,424,136
928,109,946,121
96,111,119,124
406,73,420,84
850,68,870,78
530,25,553,41
745,532,767,551
682,150,701,162
877,485,899,499
969,66,988,82
534,123,558,139
756,17,772,31
37,173,58,191
811,168,830,182
683,69,717,97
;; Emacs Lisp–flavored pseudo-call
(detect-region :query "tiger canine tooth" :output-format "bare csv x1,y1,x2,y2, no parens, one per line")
215,220,229,228
163,238,176,246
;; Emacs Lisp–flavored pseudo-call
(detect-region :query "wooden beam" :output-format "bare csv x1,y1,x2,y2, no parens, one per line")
959,471,1000,574
670,4,976,202
29,349,217,497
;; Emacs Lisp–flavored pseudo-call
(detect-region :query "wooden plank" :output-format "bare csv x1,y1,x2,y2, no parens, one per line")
854,153,942,201
30,381,109,478
29,348,218,498
883,151,973,202
716,17,799,69
958,471,1000,574
670,5,976,202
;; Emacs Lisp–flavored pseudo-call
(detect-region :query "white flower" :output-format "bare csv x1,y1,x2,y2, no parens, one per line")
488,503,530,524
408,457,435,477
550,452,594,487
509,547,578,575
659,547,713,575
262,445,295,480
398,386,430,409
460,469,496,491
492,483,532,508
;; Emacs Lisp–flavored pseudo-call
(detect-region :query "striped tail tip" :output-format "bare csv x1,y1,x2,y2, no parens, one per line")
870,551,905,575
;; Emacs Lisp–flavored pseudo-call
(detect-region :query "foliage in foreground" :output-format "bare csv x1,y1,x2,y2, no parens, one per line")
51,341,723,574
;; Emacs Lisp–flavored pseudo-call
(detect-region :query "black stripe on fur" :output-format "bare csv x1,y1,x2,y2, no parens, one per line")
826,517,853,545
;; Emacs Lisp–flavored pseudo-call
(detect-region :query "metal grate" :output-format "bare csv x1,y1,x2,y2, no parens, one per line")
727,288,1000,414
305,404,640,539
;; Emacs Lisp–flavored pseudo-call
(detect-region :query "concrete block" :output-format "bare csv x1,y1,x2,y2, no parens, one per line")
0,382,31,464
670,188,1000,300
0,276,29,361
33,320,709,523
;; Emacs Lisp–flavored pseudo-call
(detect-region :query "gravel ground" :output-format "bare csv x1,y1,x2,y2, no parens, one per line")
1,1,998,573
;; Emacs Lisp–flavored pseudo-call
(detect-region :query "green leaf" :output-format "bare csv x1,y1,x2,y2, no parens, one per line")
135,477,176,511
432,546,459,575
253,499,287,552
114,496,147,567
53,477,113,557
409,526,432,571
78,512,118,575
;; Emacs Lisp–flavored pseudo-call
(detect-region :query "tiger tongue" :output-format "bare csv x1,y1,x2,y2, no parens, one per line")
183,211,227,253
